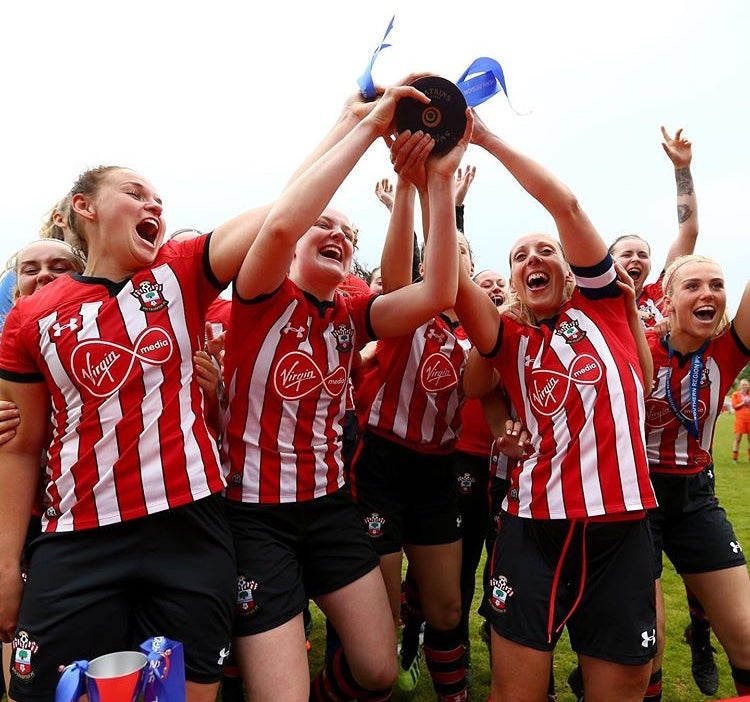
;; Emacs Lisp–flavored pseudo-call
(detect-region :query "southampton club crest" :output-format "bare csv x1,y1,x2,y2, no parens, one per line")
330,323,354,353
554,319,586,345
236,575,260,617
12,631,39,681
489,575,514,613
131,280,168,312
364,512,386,538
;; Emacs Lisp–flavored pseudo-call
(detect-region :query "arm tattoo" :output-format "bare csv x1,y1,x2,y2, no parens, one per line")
677,204,693,224
675,167,694,195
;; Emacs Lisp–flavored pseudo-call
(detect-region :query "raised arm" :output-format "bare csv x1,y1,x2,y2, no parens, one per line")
732,280,750,351
614,263,654,390
235,84,430,299
661,126,699,269
470,110,604,268
209,85,408,286
368,113,474,338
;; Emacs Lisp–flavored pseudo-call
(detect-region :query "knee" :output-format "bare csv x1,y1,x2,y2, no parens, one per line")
353,654,398,691
425,596,462,631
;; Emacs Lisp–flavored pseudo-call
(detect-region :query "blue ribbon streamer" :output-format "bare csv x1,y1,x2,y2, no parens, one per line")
456,57,528,115
357,15,395,99
54,660,88,702
456,57,509,107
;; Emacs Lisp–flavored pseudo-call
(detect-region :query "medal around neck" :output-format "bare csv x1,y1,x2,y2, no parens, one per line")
395,76,467,154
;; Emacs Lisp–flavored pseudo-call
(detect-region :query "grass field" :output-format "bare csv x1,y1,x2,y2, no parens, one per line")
307,412,750,701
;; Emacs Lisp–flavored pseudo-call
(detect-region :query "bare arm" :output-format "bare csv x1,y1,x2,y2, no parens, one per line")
209,88,396,285
661,126,699,269
470,110,605,267
0,381,49,642
236,84,430,299
369,113,474,338
732,280,750,350
615,263,654,391
463,346,501,399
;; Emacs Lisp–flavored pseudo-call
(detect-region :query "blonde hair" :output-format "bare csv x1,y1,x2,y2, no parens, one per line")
662,254,730,337
12,239,86,300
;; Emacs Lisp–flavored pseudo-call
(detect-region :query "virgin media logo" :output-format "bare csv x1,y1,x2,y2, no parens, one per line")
528,354,602,417
273,351,347,401
70,327,173,398
419,352,458,393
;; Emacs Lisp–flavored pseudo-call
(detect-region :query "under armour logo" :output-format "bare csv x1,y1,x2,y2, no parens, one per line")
51,318,80,337
425,327,447,344
217,646,230,665
282,322,307,339
730,541,743,554
524,355,533,367
456,515,463,529
641,629,656,648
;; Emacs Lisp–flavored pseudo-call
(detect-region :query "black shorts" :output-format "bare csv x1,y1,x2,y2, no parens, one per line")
486,512,656,665
226,487,379,637
350,430,462,555
9,496,235,702
649,469,746,577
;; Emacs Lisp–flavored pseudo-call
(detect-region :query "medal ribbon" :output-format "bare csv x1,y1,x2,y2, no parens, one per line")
664,338,709,439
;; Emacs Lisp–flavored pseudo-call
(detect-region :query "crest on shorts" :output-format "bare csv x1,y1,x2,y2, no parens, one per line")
456,472,476,495
131,280,168,312
364,512,386,537
12,631,38,680
236,575,259,617
330,323,354,353
554,319,586,345
489,575,514,613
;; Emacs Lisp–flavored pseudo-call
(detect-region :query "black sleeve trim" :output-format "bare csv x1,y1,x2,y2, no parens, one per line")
364,295,380,341
203,231,226,292
477,319,503,358
0,369,45,383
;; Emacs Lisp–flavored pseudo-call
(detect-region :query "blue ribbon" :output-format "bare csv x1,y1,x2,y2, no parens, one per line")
456,57,509,108
664,337,709,439
357,15,395,99
54,660,88,702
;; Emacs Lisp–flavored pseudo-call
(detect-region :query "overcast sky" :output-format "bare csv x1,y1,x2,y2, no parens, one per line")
2,1,748,311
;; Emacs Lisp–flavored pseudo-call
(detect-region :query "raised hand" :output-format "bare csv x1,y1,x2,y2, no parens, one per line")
455,164,476,206
375,178,395,212
661,126,692,169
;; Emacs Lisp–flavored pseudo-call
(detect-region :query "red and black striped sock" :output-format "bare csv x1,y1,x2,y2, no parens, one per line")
310,648,391,702
731,664,750,696
643,668,662,702
423,624,467,702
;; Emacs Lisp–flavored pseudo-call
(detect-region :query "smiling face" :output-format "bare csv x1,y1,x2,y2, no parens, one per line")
509,233,570,320
290,207,356,298
71,167,165,277
663,258,726,343
473,269,507,307
15,240,83,296
610,235,651,296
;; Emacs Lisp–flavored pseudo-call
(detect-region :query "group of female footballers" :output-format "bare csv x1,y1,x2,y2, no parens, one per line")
0,73,748,702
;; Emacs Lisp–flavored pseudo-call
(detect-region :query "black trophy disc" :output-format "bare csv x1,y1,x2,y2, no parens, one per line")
395,76,467,154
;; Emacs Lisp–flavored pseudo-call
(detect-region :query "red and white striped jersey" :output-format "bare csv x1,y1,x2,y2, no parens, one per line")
0,236,226,532
645,327,750,474
356,316,472,453
222,278,375,504
492,290,656,520
637,276,665,328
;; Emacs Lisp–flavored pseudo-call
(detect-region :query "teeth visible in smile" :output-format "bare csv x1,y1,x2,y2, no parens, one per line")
694,305,715,320
527,272,548,289
320,245,342,261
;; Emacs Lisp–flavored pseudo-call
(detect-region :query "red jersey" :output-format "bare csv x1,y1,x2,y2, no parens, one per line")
637,274,665,328
645,326,750,474
489,261,656,520
0,236,226,532
355,316,472,453
206,296,231,335
456,396,494,458
222,278,375,504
